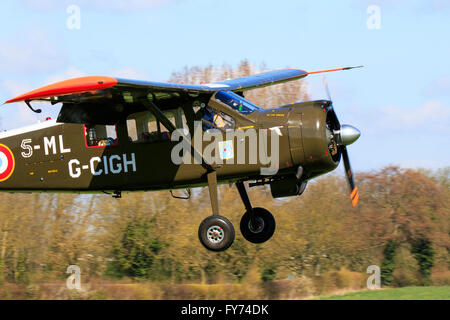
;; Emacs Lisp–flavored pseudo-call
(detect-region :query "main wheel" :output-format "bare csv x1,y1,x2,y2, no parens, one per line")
240,207,276,244
198,215,235,251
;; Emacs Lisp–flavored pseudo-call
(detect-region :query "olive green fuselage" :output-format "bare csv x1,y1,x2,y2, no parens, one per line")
0,100,339,194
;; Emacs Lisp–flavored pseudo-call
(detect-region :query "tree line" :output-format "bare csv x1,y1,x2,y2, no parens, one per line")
0,167,447,287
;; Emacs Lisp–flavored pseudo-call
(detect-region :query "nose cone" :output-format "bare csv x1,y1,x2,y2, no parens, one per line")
340,124,361,146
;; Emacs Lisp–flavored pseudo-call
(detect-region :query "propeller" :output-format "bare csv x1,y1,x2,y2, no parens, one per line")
322,75,332,101
323,75,360,207
341,144,359,207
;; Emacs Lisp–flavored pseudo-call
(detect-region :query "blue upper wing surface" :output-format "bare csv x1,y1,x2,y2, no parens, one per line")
213,69,308,92
115,68,308,93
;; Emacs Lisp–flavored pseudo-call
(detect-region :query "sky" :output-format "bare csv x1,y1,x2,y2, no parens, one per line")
0,0,449,172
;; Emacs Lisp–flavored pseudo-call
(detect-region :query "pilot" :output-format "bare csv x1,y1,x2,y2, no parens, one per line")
213,114,226,128
200,106,233,130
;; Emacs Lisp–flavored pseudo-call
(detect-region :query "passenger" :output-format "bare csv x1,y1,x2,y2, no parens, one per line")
201,107,215,130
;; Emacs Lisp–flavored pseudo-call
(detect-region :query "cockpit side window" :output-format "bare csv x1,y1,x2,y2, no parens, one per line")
198,106,235,131
214,90,262,115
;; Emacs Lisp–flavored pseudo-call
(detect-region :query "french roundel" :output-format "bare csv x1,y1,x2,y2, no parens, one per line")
0,144,15,182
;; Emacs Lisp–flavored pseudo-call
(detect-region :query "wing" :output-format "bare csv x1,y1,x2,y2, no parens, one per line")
116,68,309,93
4,69,310,105
2,66,361,126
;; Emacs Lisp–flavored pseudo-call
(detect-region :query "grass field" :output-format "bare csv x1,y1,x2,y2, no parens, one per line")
318,286,450,300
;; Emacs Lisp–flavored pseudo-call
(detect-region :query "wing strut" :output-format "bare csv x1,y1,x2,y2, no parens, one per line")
139,97,216,173
140,97,222,217
141,97,177,133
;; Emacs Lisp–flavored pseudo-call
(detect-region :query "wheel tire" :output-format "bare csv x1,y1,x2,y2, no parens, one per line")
198,215,235,252
240,207,276,244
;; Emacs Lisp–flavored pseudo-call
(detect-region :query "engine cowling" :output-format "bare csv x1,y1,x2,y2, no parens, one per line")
287,100,341,180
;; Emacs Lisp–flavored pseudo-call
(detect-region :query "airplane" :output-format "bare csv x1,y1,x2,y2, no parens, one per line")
1,66,362,251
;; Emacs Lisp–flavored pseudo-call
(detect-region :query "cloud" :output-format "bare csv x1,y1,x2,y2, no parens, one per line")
0,66,150,130
360,0,450,12
2,66,148,102
21,0,182,11
1,80,32,98
418,0,450,12
1,67,86,103
0,67,87,128
355,0,450,17
106,68,149,80
41,66,149,82
379,101,450,132
44,67,86,85
0,30,66,74
426,76,450,97
89,0,179,11
0,80,39,126
41,66,149,83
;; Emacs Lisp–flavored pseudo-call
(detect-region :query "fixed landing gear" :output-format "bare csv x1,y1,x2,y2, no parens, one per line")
197,172,276,252
240,207,275,244
198,215,235,251
236,182,276,244
198,171,236,251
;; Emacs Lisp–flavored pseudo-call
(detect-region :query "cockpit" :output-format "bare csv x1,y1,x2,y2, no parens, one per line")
214,90,262,115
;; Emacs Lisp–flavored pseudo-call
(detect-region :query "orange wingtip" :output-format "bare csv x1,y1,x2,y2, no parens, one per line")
5,76,118,104
307,66,363,75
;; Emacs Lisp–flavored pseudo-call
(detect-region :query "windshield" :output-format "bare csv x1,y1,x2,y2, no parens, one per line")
214,90,262,115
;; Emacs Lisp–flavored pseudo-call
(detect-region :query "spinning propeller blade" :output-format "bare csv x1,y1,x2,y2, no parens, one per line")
323,76,361,207
322,75,332,101
341,145,359,207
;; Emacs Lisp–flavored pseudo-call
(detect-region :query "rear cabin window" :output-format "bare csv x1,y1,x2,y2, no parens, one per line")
84,124,118,147
126,108,187,143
